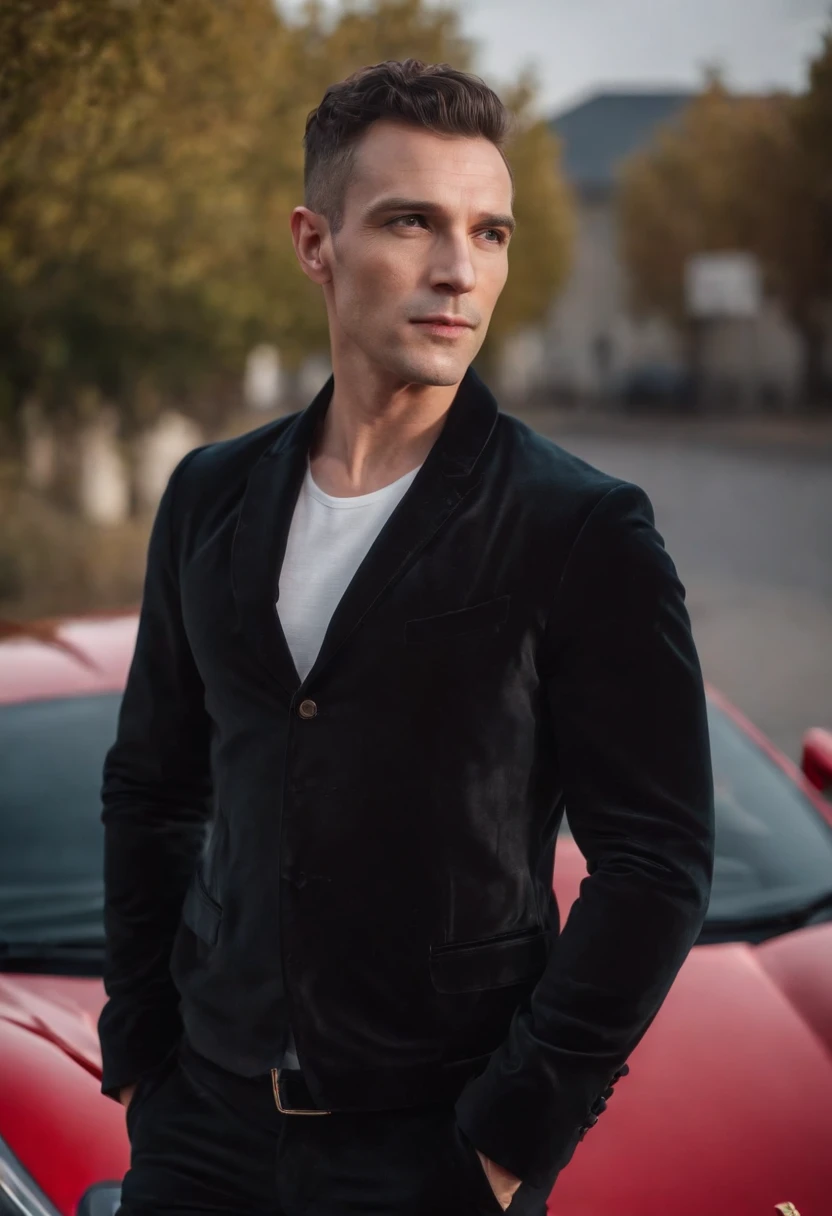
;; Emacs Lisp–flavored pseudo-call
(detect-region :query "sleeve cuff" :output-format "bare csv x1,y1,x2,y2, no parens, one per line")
98,995,183,1099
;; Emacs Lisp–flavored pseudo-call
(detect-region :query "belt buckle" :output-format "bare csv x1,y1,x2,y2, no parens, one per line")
270,1068,331,1115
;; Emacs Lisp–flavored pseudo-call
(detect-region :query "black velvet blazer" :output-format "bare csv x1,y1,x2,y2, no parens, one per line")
99,368,714,1190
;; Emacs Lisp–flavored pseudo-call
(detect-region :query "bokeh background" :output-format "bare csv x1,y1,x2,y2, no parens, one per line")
1,0,830,761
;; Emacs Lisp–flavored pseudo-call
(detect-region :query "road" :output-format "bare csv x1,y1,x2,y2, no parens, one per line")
524,413,832,763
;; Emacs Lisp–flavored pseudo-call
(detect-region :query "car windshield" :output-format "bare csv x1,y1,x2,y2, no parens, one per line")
1,693,832,947
560,700,832,925
702,702,832,921
0,692,121,946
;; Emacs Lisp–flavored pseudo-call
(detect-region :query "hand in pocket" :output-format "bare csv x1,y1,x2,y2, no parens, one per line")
474,1147,522,1211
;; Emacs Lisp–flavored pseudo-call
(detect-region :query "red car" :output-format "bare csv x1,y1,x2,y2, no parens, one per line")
2,612,832,1216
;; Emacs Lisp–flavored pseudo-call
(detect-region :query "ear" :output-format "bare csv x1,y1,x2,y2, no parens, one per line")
291,206,332,285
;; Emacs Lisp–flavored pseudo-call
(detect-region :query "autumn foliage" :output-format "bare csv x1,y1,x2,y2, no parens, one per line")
618,29,832,405
0,0,573,432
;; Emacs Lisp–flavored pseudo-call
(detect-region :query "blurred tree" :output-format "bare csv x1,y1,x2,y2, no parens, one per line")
798,27,832,218
0,0,299,433
776,26,832,403
486,72,573,360
0,0,572,440
619,27,832,408
618,76,783,326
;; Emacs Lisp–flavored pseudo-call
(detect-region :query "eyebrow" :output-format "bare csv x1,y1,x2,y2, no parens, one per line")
364,197,516,235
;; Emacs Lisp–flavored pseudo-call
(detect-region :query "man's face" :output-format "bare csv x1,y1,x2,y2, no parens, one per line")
312,121,514,387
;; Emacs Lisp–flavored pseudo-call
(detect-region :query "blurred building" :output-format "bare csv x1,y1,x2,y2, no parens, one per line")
502,89,810,412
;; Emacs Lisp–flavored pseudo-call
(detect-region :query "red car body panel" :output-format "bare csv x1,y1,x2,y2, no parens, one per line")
549,842,832,1215
0,615,136,705
0,1006,128,1215
1,613,830,1215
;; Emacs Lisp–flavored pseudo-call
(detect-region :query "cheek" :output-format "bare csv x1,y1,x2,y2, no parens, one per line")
368,242,420,289
472,256,509,317
485,253,510,295
338,249,415,316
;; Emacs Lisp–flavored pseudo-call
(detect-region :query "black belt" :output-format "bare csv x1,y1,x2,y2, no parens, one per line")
178,1035,329,1120
177,1034,489,1120
271,1065,331,1115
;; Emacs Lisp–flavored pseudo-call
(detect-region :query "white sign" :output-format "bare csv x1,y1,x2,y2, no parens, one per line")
684,253,762,319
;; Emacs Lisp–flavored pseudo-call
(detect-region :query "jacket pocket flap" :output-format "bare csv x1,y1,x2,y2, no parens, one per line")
181,872,222,947
405,595,510,645
429,927,548,994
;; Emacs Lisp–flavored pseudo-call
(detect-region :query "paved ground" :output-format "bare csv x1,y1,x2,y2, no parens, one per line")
520,410,832,763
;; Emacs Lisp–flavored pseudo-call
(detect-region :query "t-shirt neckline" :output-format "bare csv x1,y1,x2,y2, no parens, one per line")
304,457,423,509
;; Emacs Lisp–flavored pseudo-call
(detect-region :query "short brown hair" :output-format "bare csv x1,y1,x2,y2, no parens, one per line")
303,59,513,230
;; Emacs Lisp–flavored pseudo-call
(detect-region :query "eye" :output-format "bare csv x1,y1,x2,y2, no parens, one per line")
390,214,428,230
480,228,507,245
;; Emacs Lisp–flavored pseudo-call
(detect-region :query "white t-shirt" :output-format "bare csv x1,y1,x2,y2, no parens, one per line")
277,456,423,682
275,454,423,1067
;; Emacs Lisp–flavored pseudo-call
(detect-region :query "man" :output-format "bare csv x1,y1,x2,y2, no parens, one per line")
101,59,714,1216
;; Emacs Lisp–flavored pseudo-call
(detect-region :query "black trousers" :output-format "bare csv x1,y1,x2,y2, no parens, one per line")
117,1037,550,1215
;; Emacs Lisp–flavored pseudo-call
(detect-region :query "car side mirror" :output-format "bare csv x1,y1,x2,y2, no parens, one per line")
801,728,832,796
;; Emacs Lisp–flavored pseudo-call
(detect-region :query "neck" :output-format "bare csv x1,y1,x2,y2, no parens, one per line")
309,347,462,497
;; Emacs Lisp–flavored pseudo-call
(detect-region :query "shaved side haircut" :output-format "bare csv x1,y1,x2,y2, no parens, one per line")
303,58,514,231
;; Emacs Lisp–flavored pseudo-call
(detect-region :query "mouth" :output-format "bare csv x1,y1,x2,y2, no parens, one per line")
410,315,475,339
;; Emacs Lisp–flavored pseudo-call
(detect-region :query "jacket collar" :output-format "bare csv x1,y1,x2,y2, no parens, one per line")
230,366,499,700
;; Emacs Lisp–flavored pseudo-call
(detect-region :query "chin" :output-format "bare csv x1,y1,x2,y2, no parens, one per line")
384,348,471,389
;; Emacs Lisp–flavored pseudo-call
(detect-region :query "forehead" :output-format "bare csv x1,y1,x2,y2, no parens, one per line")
345,120,513,214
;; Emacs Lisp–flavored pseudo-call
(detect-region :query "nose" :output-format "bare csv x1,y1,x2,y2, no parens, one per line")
429,231,476,295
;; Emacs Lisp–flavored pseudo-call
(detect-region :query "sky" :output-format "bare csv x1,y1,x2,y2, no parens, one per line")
281,0,831,115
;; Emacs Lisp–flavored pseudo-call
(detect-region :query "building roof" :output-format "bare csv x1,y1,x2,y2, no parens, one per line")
550,90,695,194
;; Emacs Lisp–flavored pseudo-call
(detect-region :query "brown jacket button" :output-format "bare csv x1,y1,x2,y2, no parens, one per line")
298,699,318,719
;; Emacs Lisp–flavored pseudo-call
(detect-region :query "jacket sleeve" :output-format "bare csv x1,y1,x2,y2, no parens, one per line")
98,448,212,1099
454,481,715,1190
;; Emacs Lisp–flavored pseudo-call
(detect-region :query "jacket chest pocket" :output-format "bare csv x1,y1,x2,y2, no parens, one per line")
404,595,510,647
429,925,548,993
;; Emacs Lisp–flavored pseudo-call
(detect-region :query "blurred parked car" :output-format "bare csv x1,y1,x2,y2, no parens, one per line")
616,364,696,412
1,613,832,1216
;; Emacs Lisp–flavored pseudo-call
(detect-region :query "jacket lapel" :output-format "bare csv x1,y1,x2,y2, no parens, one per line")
230,379,331,698
231,367,499,700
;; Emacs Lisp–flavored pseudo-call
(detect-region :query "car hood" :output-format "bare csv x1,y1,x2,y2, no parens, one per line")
2,920,832,1216
548,842,832,1212
551,921,832,1215
0,975,126,1216
0,972,103,1078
